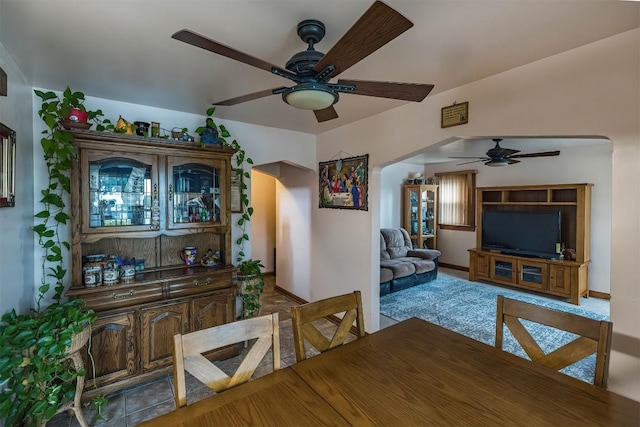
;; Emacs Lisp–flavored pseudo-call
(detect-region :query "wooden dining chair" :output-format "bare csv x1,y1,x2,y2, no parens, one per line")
290,291,366,362
173,312,280,408
495,295,612,388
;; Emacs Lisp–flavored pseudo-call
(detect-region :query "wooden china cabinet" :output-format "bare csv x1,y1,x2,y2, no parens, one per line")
65,130,238,398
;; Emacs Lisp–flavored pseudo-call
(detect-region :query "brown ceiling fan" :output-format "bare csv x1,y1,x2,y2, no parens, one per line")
172,1,434,123
450,139,561,167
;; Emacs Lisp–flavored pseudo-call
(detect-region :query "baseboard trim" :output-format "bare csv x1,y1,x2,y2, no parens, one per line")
274,285,364,335
589,290,610,300
275,285,306,305
439,263,469,272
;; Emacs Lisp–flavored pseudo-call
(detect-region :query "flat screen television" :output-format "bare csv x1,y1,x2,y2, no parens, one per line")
482,210,561,259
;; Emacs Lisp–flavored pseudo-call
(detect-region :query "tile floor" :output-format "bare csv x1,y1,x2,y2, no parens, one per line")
47,276,349,427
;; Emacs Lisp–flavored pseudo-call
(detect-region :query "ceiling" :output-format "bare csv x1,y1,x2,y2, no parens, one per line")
1,1,638,136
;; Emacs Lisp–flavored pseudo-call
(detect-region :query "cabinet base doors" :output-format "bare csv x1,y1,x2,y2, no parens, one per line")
142,302,189,371
88,312,137,388
469,249,588,305
192,291,234,331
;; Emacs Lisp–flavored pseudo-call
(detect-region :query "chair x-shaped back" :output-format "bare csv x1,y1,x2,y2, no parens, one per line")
290,291,365,362
173,312,280,408
496,295,612,388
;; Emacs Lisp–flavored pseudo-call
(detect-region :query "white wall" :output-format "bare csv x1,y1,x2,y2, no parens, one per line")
314,30,639,400
250,169,276,273
421,142,612,293
0,42,35,316
275,164,314,300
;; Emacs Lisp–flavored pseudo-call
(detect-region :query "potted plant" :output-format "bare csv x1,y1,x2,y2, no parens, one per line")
0,88,105,426
236,259,266,319
196,107,229,146
197,108,266,319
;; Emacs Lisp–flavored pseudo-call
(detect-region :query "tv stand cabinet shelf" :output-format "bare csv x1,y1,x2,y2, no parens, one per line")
469,249,589,305
469,183,592,305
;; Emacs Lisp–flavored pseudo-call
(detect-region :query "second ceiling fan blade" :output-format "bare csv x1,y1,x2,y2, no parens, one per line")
213,88,286,106
510,150,561,159
172,29,289,75
338,79,434,102
313,1,413,77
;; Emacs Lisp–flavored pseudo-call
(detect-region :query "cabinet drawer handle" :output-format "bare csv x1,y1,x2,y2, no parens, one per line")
193,278,212,287
168,184,173,202
128,335,134,352
111,289,135,300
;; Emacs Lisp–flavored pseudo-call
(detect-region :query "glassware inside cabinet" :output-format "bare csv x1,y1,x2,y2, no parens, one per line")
89,158,153,228
171,163,221,224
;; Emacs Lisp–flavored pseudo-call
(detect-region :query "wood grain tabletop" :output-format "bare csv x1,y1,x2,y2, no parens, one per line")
136,367,349,426
291,317,640,426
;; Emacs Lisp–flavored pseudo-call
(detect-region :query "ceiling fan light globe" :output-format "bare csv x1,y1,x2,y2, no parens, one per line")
283,84,338,110
485,159,508,167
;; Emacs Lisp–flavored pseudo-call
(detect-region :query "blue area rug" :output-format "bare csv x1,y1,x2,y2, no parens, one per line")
380,274,610,384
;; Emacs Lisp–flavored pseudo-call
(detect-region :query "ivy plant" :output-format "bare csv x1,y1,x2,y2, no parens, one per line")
0,88,104,426
197,107,265,318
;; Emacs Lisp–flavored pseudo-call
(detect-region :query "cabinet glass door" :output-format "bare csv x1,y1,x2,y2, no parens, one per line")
490,256,516,284
84,151,158,233
518,260,548,290
407,187,419,248
421,187,436,248
167,158,224,229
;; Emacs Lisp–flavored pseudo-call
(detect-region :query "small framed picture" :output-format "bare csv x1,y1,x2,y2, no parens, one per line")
230,169,243,213
441,102,468,128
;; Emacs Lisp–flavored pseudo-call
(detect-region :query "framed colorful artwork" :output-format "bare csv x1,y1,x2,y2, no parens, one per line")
319,154,368,211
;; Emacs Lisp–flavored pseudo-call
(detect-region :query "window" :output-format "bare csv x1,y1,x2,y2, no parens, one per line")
435,170,477,231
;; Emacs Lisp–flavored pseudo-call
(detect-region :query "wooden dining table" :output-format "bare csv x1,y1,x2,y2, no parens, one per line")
139,317,640,426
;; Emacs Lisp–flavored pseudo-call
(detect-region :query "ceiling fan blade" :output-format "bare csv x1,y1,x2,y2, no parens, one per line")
172,29,289,75
508,159,521,165
510,150,561,159
456,159,485,166
337,80,434,102
213,88,285,106
500,148,520,157
313,1,413,77
449,156,490,160
314,106,339,122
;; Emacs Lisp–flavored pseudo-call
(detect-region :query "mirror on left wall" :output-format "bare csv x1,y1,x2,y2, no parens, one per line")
0,122,16,207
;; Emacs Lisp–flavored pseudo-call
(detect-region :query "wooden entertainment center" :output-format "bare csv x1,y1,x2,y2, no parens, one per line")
469,183,592,305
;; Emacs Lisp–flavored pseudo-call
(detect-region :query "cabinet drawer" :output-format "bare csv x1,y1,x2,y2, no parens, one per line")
167,270,234,299
78,283,164,312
